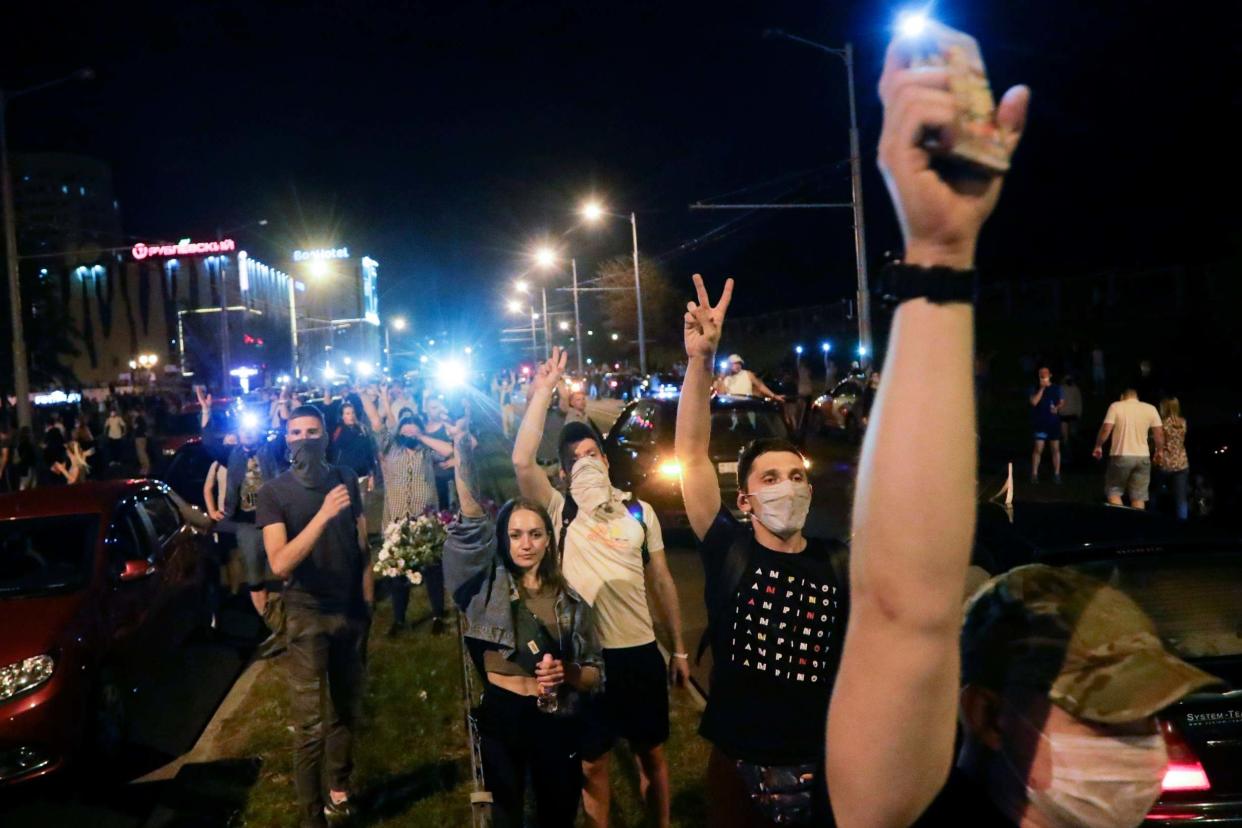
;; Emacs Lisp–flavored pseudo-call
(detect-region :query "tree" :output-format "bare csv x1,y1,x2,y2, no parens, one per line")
593,254,679,364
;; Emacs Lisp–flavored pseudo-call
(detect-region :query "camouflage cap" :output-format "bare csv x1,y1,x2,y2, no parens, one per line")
961,564,1223,724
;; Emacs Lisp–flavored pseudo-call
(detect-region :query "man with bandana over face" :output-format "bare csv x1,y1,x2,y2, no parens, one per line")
675,275,849,828
513,346,688,828
257,405,374,828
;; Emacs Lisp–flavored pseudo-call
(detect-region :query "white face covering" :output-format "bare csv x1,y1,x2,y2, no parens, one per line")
569,456,624,517
1003,718,1168,828
744,479,812,538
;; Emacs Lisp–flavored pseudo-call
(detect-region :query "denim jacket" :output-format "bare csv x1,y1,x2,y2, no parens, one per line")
444,514,605,706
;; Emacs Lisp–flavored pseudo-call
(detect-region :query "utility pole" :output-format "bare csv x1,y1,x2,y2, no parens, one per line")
571,258,583,374
696,31,874,365
0,91,31,428
218,226,230,395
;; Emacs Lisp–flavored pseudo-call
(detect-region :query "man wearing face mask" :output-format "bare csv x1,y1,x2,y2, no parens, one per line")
676,275,849,828
257,405,373,828
513,346,688,828
824,35,1221,828
218,417,287,652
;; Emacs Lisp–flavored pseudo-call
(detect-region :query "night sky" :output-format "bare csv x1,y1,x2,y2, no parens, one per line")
3,0,1236,355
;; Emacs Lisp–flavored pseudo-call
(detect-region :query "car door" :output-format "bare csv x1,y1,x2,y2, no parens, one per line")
103,504,162,661
134,488,202,644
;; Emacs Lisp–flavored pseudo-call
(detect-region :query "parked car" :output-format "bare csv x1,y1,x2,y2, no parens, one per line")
602,394,799,530
1184,419,1242,524
0,480,211,787
972,499,1242,824
810,377,866,440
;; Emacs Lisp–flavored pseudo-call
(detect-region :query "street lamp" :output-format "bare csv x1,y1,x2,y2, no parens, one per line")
578,199,648,375
385,316,406,374
216,217,268,394
2,67,93,428
507,298,540,362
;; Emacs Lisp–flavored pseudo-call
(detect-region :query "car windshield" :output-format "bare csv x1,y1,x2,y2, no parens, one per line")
0,514,99,597
709,408,790,457
1071,551,1242,659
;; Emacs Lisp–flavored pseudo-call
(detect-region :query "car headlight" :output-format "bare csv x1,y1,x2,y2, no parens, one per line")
0,655,55,703
163,447,176,456
657,460,682,479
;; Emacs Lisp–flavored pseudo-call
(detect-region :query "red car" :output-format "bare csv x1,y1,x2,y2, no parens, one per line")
0,480,211,786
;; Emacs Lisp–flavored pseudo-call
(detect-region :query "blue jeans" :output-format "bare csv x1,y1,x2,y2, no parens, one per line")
1155,467,1190,520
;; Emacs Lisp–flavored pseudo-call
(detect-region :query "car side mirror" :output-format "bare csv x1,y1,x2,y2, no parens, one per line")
118,560,155,582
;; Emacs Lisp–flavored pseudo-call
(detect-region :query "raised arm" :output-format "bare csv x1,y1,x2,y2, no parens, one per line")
675,274,734,540
750,372,782,402
510,347,566,505
826,41,1029,827
361,386,384,433
450,414,485,518
262,483,354,579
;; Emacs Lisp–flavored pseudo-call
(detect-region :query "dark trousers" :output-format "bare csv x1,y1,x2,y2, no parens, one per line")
285,605,366,827
478,685,582,828
387,562,445,625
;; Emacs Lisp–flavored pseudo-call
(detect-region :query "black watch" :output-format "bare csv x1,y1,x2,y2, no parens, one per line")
877,262,978,308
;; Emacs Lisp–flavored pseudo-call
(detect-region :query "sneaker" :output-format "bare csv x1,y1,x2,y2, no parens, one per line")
1054,474,1063,485
387,622,406,638
256,632,286,660
430,617,446,636
324,796,357,822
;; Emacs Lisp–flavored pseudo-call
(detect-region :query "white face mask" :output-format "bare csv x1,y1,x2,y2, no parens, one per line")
1004,719,1167,828
569,456,620,516
744,479,811,538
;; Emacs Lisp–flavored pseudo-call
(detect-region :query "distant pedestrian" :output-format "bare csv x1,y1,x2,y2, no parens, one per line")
1093,389,1164,509
104,408,127,465
715,354,783,402
1028,366,1064,484
1154,397,1190,520
559,380,591,426
1091,345,1105,391
132,408,150,475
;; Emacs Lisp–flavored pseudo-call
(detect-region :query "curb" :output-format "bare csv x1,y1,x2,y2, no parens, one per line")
133,653,273,785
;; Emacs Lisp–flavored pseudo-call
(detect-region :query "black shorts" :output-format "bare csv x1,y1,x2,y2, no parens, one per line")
581,641,669,760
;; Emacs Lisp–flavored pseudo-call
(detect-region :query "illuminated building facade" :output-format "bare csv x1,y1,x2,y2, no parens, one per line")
288,246,381,379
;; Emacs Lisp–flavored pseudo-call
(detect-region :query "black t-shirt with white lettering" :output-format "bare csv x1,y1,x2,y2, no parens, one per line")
255,466,365,616
698,508,847,765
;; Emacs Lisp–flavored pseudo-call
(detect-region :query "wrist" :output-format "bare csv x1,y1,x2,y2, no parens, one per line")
902,240,977,270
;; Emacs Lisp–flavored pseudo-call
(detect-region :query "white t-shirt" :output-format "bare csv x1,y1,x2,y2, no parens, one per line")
1103,398,1162,457
545,488,664,649
722,370,755,396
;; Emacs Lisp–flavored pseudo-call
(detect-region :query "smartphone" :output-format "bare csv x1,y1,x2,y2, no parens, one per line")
905,20,1010,172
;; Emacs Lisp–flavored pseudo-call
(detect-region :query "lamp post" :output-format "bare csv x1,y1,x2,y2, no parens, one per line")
579,201,648,375
385,316,406,375
570,258,583,375
1,67,92,428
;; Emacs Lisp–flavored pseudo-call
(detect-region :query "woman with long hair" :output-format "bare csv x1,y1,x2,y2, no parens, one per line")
443,421,602,828
330,402,377,490
1155,397,1190,520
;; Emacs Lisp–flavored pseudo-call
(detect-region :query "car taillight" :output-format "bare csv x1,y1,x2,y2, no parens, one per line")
1160,720,1211,793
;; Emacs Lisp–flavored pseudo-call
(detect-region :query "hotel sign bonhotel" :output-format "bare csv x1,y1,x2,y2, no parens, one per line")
293,247,350,262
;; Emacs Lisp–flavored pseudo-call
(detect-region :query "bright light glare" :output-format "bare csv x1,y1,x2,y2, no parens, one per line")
277,374,291,385
436,359,467,389
309,259,329,278
390,317,407,331
534,247,557,269
795,345,804,355
241,412,261,431
343,355,352,365
581,201,605,223
559,320,570,331
507,299,522,313
419,355,429,364
821,342,831,353
356,361,373,377
896,9,930,38
610,333,619,341
858,345,868,357
464,346,474,355
657,459,682,479
514,280,529,293
322,364,336,380
1163,762,1211,792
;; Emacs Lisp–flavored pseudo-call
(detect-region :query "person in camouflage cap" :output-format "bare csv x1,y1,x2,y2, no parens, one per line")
825,35,1223,828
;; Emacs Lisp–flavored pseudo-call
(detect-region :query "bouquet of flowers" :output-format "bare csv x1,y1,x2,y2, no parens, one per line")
373,509,451,584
